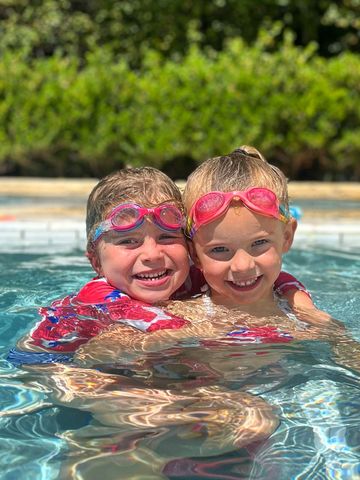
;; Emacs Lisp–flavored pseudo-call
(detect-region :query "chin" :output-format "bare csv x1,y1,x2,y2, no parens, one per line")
147,295,167,303
219,291,262,308
138,291,170,304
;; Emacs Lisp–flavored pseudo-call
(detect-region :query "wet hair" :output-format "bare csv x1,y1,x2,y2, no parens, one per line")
183,145,289,212
86,167,183,250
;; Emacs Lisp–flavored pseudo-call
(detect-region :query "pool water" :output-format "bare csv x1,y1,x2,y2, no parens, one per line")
0,248,359,479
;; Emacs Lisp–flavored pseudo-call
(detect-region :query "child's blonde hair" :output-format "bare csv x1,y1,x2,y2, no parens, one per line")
183,146,289,213
86,167,183,251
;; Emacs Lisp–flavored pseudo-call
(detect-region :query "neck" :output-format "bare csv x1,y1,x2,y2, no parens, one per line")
210,290,283,317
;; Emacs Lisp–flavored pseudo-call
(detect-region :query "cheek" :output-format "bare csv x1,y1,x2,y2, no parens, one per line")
99,245,132,270
174,248,191,278
259,248,282,269
98,244,114,263
171,243,188,258
201,257,224,276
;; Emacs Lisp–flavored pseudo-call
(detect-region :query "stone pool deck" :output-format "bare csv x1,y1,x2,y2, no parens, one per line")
0,178,359,253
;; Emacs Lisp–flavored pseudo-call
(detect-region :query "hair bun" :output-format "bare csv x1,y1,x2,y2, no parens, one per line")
231,145,266,162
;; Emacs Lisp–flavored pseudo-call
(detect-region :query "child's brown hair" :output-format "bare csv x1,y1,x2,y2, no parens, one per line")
86,167,183,251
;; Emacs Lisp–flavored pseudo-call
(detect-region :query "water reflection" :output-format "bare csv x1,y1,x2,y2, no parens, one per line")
18,358,277,479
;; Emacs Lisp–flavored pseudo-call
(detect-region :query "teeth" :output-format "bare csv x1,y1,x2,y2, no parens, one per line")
136,270,167,280
232,278,257,287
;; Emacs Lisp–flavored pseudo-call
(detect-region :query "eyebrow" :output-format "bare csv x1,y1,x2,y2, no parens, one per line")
103,231,140,241
202,230,275,244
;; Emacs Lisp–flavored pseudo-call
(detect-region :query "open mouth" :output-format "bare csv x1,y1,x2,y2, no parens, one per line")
227,275,262,290
134,269,170,281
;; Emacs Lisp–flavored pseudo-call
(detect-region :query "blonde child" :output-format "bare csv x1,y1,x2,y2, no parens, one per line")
183,145,300,319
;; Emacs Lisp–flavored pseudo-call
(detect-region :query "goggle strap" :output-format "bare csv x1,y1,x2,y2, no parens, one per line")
279,204,290,223
185,216,195,238
92,220,112,243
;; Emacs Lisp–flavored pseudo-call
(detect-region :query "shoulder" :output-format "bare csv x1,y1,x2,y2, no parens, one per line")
74,277,129,304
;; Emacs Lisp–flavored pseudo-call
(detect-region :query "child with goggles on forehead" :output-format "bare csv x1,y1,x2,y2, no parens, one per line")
14,165,313,362
176,146,345,345
183,146,302,320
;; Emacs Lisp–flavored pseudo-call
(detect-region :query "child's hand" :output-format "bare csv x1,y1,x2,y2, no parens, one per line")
283,289,345,328
74,324,146,366
293,306,345,329
23,363,120,402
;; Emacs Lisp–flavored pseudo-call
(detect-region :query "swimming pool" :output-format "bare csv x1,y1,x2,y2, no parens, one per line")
0,247,359,479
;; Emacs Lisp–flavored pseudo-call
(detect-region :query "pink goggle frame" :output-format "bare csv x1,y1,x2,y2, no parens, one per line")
92,203,184,243
186,187,289,238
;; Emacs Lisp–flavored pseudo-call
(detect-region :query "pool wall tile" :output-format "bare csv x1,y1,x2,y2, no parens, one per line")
0,220,359,252
294,223,360,252
0,221,86,252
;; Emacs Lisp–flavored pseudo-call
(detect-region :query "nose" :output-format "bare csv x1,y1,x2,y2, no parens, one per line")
140,237,165,262
230,249,256,275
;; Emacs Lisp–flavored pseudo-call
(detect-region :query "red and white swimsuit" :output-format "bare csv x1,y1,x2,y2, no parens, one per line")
29,269,309,352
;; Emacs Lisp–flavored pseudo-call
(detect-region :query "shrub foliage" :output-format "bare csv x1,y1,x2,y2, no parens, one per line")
1,35,359,179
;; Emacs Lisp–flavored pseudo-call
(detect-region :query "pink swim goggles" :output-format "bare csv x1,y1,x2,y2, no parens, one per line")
186,187,289,238
92,203,184,243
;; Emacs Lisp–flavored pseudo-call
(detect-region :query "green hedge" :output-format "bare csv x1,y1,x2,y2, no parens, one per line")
1,35,359,179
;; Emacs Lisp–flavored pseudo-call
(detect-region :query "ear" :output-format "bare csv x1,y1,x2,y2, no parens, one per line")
86,250,103,276
282,218,297,253
187,239,202,270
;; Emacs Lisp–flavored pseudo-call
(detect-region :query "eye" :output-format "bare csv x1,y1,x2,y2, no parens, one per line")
252,239,269,247
158,232,184,242
114,237,140,246
210,246,228,253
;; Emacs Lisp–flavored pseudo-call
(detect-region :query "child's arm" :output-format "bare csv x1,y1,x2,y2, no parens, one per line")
25,278,123,353
17,300,114,354
274,271,343,328
274,272,340,327
274,271,315,308
281,288,315,309
20,278,189,357
74,321,203,367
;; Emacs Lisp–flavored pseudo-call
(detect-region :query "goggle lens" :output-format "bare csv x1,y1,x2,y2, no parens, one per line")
247,189,278,214
157,206,183,229
195,192,225,224
112,207,141,228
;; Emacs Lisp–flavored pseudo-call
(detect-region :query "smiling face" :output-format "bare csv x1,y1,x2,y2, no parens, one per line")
89,219,190,303
189,205,294,309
